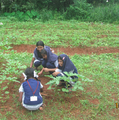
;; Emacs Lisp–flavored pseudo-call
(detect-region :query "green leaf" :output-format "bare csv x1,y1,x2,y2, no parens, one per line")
57,89,61,91
0,97,3,99
0,81,3,84
31,10,38,17
47,85,52,90
2,86,8,90
56,80,60,85
78,86,84,91
62,88,69,92
46,80,55,85
5,91,9,94
26,11,33,18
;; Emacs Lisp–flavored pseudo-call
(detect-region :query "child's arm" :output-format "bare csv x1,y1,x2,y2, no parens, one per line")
43,68,57,72
38,68,44,76
52,71,60,77
30,57,35,67
19,92,23,103
19,84,24,103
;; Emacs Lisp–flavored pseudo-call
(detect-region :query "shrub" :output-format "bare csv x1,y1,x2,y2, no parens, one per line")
3,10,40,21
88,3,119,23
40,9,54,22
64,0,93,20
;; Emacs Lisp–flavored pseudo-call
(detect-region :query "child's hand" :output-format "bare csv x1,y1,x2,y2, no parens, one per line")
38,68,44,76
38,71,43,76
43,68,49,72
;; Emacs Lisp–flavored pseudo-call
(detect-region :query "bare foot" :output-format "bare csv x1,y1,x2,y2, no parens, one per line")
39,106,43,111
39,104,46,111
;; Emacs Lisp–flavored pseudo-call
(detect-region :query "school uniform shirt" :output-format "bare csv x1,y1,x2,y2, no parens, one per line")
45,46,58,64
56,54,78,85
42,46,58,68
19,78,43,110
33,46,50,63
58,54,78,73
54,60,58,68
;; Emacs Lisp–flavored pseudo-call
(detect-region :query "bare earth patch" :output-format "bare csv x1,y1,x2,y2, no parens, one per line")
11,44,119,55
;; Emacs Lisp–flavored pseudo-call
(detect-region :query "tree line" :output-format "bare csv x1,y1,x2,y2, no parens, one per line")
0,0,118,13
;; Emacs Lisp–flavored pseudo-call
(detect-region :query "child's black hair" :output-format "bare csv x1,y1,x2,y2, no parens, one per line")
58,56,63,61
36,41,44,47
25,67,34,80
25,67,41,81
41,48,47,55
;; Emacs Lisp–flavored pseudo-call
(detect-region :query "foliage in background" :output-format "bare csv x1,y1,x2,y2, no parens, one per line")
1,0,119,13
88,3,119,23
1,1,119,23
3,10,40,21
0,0,73,13
64,0,93,20
87,0,119,5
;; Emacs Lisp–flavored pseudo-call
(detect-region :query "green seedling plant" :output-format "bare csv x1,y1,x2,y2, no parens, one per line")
0,44,27,103
46,72,93,93
1,20,119,48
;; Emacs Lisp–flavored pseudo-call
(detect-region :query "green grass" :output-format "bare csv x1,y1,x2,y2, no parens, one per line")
0,18,119,47
0,18,119,119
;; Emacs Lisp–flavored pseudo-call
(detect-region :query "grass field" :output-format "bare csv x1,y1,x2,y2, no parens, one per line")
0,17,119,120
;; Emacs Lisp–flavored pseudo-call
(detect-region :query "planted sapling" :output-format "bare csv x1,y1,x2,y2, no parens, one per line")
46,72,93,93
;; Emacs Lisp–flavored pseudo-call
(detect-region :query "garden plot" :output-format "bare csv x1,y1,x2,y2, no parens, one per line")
0,20,119,120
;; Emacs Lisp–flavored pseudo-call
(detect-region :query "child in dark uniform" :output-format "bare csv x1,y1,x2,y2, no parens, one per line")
30,41,54,70
38,48,58,75
53,54,78,87
19,67,45,111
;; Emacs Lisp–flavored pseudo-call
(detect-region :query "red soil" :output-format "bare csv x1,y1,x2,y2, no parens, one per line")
11,44,119,55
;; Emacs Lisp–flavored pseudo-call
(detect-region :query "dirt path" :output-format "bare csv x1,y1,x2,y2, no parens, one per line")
11,44,119,55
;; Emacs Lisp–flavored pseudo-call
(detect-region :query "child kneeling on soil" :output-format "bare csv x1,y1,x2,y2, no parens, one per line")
53,54,78,88
30,41,54,70
38,48,58,75
19,67,45,111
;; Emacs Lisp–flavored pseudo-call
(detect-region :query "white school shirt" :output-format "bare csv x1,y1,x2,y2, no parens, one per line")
54,60,58,68
19,82,43,110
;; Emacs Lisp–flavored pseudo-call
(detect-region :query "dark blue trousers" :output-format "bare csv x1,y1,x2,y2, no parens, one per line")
42,60,55,74
42,60,55,68
34,61,42,68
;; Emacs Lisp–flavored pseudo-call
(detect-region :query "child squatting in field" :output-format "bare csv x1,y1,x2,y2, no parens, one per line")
38,48,58,75
41,54,78,88
19,67,45,111
30,41,54,70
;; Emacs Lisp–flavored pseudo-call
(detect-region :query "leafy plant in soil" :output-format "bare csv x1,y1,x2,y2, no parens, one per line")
46,72,93,93
0,44,27,103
